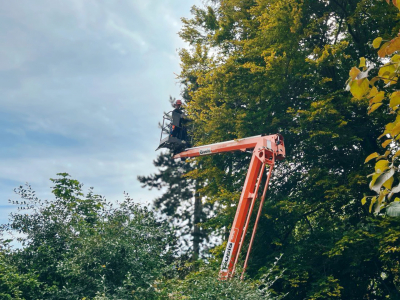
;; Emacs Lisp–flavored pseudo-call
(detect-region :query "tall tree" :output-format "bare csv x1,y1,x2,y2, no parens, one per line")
138,98,209,260
178,0,400,298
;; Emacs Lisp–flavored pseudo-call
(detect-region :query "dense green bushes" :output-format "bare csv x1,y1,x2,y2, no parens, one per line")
0,174,276,299
1,174,175,299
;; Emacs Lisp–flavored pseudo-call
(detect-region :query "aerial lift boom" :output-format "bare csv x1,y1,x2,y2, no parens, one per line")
173,134,285,280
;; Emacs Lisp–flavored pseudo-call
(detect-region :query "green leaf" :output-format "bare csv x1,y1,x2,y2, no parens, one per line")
386,202,400,217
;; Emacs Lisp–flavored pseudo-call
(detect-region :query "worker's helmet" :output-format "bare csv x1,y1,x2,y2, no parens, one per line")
175,100,182,106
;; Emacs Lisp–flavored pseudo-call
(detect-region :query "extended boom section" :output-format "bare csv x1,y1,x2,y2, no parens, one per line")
173,134,285,280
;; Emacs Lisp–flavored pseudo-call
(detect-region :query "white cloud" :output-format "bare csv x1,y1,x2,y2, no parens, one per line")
0,0,202,224
105,18,149,53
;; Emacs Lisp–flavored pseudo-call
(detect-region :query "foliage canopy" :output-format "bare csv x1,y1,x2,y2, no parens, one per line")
3,0,400,299
176,0,400,298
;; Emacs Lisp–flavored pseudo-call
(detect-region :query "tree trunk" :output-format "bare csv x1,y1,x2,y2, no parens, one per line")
192,183,202,261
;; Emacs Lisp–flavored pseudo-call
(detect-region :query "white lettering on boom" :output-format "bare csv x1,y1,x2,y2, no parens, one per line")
220,242,234,272
199,148,212,155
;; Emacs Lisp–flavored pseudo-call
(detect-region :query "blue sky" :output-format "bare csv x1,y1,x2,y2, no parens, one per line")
0,0,201,225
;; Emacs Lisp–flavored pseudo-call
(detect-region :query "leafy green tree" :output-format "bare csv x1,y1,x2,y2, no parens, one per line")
178,0,400,298
53,195,175,299
0,239,40,300
3,173,175,299
159,259,284,300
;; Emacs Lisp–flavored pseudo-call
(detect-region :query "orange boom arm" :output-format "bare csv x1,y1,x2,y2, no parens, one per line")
173,134,285,280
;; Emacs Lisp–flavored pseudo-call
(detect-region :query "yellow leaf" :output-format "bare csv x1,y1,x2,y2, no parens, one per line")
359,57,366,68
365,152,379,163
392,54,400,62
369,196,377,213
361,196,367,205
394,149,400,159
391,122,400,137
390,91,400,108
373,37,383,49
378,63,396,83
379,123,396,140
384,150,391,158
370,77,379,86
357,78,366,86
370,173,380,187
376,192,386,213
368,103,383,114
386,122,396,131
393,0,400,9
383,176,394,190
375,160,389,173
349,67,361,80
321,77,332,84
378,132,387,139
375,151,392,161
368,86,379,98
382,139,392,148
369,91,385,105
350,78,369,99
394,197,400,202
